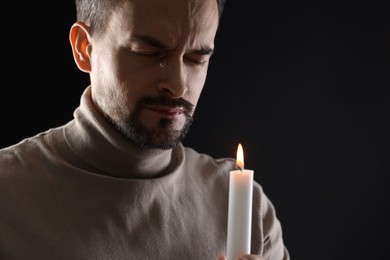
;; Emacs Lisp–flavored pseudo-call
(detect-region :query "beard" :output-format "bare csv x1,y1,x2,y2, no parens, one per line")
113,96,194,150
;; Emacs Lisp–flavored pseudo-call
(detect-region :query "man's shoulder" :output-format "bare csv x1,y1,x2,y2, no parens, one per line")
0,126,65,169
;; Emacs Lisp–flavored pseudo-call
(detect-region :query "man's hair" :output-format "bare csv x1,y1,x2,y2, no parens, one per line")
75,0,226,35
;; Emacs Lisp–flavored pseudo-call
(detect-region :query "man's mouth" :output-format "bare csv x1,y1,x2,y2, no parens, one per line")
136,95,194,118
144,105,185,117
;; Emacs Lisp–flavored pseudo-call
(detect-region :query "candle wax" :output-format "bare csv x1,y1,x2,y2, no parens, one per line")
226,169,254,260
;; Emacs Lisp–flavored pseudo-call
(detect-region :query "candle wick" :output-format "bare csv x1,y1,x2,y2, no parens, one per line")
235,165,243,172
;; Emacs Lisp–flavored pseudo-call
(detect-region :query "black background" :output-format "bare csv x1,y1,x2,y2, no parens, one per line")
1,1,389,259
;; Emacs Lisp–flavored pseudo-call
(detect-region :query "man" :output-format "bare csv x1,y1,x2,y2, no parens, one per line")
0,0,289,259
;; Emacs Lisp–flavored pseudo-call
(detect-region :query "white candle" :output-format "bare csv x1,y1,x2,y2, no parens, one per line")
227,143,254,260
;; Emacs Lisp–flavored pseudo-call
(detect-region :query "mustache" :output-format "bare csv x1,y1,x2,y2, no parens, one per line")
137,96,194,114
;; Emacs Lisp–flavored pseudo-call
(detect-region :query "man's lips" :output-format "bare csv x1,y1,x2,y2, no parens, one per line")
144,105,185,116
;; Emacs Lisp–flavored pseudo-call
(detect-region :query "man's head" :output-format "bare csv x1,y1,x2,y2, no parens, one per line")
70,0,224,149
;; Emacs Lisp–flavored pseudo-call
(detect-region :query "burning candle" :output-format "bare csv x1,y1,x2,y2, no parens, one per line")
226,143,254,260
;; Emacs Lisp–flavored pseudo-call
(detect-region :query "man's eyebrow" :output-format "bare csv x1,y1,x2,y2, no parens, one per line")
192,47,214,56
133,35,168,49
133,35,214,55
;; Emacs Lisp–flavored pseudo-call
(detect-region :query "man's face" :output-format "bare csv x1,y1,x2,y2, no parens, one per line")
88,0,219,149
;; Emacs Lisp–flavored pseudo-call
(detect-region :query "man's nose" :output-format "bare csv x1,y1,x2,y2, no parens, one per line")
157,59,188,98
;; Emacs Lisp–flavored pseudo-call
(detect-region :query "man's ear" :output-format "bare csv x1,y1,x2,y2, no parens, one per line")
69,22,92,73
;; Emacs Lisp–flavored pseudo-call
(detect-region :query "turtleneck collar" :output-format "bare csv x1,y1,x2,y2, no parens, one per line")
64,86,183,179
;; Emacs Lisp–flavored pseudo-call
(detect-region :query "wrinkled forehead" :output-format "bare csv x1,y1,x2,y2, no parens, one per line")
111,0,220,47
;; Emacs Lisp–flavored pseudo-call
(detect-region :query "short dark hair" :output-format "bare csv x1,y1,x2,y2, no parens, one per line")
75,0,226,35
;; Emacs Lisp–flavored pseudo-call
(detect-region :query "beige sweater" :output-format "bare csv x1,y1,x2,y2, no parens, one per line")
0,86,289,260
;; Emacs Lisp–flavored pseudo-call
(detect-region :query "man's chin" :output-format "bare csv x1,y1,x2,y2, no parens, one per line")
124,111,193,149
141,114,186,130
136,130,183,149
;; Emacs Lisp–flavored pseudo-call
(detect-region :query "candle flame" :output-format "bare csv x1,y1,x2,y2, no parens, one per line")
236,143,244,170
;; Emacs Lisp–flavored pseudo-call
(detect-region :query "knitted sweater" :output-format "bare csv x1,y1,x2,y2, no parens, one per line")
0,86,289,260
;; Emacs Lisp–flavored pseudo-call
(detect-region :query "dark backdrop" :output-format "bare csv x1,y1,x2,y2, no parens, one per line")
1,1,389,259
